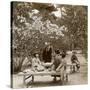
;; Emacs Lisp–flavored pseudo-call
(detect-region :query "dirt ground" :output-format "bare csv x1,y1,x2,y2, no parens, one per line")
12,54,88,88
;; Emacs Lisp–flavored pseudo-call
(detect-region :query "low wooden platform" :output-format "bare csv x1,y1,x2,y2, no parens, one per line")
17,63,80,88
17,70,68,87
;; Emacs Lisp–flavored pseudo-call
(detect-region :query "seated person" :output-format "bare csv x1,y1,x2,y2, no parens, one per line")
31,52,45,72
51,49,65,81
71,51,80,72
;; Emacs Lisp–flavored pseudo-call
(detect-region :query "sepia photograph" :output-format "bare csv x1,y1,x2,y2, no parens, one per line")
11,1,88,88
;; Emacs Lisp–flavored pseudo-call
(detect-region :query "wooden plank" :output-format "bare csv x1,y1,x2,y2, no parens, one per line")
25,75,32,80
66,64,76,66
18,71,61,76
66,63,87,66
18,63,86,76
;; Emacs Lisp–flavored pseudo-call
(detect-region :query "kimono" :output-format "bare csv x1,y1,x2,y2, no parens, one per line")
42,45,53,63
31,57,44,72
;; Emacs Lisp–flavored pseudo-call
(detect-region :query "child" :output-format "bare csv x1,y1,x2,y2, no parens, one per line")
31,53,44,72
71,51,80,72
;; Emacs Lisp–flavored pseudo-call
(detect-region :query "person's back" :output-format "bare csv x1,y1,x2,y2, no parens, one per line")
52,50,63,71
51,50,65,81
54,54,62,70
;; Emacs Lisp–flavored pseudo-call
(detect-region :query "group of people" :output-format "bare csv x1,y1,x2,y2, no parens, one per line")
31,42,67,73
31,49,66,72
24,42,80,80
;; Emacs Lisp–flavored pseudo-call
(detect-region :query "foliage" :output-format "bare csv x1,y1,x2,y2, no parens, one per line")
60,5,88,51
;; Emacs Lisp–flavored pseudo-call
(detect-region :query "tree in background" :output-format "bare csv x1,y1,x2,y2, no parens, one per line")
59,5,87,52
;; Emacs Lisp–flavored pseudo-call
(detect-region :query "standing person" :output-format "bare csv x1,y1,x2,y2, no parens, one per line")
42,42,53,63
71,51,80,72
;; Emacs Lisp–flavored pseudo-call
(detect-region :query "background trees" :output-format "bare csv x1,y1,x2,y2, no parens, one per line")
60,5,88,51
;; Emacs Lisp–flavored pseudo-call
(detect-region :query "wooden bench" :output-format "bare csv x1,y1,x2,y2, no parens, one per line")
16,62,86,88
17,63,81,87
18,70,68,87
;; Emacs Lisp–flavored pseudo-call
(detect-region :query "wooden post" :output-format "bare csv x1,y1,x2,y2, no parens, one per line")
70,65,73,73
66,73,68,81
32,75,34,82
23,75,27,88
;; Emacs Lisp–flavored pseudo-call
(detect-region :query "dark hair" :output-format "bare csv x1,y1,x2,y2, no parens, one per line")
55,49,60,54
61,54,66,58
61,51,66,58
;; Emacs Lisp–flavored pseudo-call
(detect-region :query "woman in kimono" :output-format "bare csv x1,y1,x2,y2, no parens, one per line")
31,53,44,72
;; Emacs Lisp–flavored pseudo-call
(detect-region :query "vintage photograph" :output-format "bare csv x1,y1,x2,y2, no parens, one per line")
11,1,88,88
